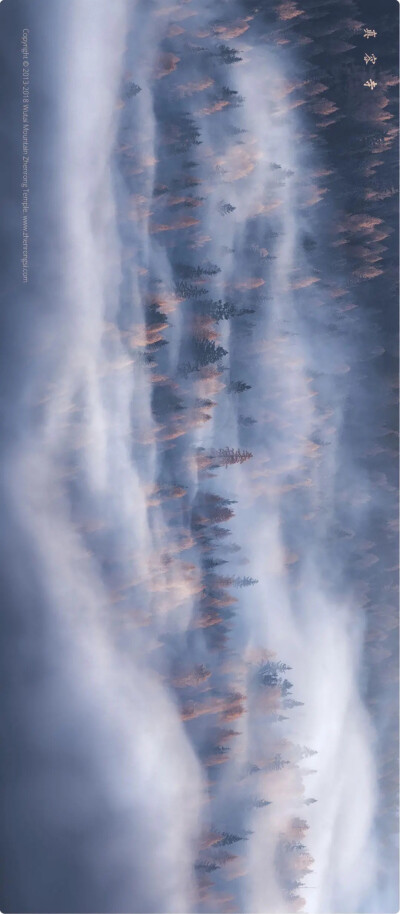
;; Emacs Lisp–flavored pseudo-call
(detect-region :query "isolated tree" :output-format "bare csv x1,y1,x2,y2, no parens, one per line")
229,380,252,393
268,754,290,771
146,302,168,327
217,44,242,64
209,526,231,540
210,506,235,524
285,841,307,854
215,447,253,467
207,300,236,321
204,557,228,569
227,125,247,136
205,745,230,758
215,832,246,847
261,670,279,688
196,398,216,409
259,660,292,688
176,262,221,279
292,818,309,832
300,747,318,759
286,879,306,896
212,574,255,590
174,113,202,152
179,361,198,377
233,576,258,587
193,338,228,368
125,81,141,98
181,196,205,208
175,280,208,299
281,679,293,696
238,415,257,426
203,493,237,507
218,200,236,216
208,300,255,322
194,664,211,683
195,861,220,872
221,86,245,107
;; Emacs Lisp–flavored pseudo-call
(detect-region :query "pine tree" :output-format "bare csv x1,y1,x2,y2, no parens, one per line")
204,558,228,569
229,380,252,393
125,81,142,98
196,398,216,409
259,660,292,688
286,842,306,854
233,576,258,587
195,860,220,872
210,526,231,539
281,679,293,696
221,86,245,108
217,44,243,64
215,447,253,467
175,280,208,299
227,125,247,136
300,747,318,759
207,300,236,321
215,832,246,847
176,262,221,279
207,300,255,321
203,492,237,506
173,113,202,152
292,818,309,832
193,338,228,367
210,506,235,524
179,361,198,377
238,415,257,426
283,698,304,709
268,754,290,771
218,201,236,216
146,303,168,327
181,196,205,208
261,671,279,688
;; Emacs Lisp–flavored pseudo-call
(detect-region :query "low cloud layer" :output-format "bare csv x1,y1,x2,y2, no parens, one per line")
0,0,397,911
